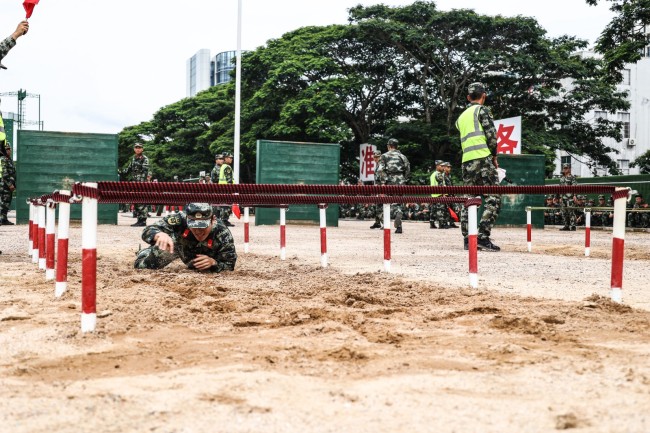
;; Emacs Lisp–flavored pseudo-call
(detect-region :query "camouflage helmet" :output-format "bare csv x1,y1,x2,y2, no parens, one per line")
435,160,443,166
134,143,144,149
562,163,571,169
442,161,451,167
373,150,382,157
223,152,233,158
387,138,399,147
215,153,224,159
468,82,487,94
598,195,606,200
185,203,214,229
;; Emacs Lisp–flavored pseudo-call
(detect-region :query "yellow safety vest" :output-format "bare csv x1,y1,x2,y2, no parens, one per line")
218,164,231,184
456,105,491,163
0,115,6,143
430,171,441,197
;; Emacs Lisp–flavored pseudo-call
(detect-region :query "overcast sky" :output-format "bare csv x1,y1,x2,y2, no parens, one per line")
0,0,614,135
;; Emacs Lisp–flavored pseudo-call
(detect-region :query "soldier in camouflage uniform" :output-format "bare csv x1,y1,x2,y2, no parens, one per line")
443,162,459,228
134,203,237,272
628,194,650,228
558,163,577,231
429,160,448,229
378,139,410,234
121,143,152,227
543,195,555,226
0,142,16,225
592,195,608,227
369,150,385,229
210,153,235,227
574,195,586,226
456,83,501,251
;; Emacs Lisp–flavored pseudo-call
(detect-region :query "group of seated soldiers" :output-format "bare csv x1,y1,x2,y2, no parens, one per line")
544,193,649,228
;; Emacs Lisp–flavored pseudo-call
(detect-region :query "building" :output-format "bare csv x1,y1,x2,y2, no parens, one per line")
186,50,237,97
556,33,650,177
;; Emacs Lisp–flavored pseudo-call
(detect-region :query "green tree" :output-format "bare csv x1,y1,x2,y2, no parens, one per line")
631,149,650,173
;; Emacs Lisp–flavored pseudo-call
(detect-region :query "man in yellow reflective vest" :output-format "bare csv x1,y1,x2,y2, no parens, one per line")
456,82,501,251
210,153,235,227
429,160,446,229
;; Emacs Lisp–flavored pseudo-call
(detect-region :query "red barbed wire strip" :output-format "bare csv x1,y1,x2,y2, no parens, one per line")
95,192,472,206
97,182,619,196
71,183,100,199
51,191,73,203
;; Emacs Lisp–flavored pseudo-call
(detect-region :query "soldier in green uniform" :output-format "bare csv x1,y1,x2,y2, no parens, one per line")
429,160,447,229
0,142,16,225
134,203,237,272
210,153,235,227
369,150,385,229
456,83,501,251
628,194,649,228
558,163,577,231
574,195,586,226
120,143,152,227
378,139,410,234
592,195,608,227
543,195,555,226
442,162,459,228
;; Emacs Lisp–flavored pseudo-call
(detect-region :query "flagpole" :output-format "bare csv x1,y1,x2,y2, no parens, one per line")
233,0,242,184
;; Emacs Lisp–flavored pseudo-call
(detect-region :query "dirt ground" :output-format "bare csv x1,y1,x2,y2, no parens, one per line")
1,212,650,433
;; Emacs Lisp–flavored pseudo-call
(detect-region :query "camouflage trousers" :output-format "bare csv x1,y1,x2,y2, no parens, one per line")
134,245,178,269
561,201,575,228
373,203,402,227
212,205,231,222
0,187,12,217
133,204,149,221
460,157,501,239
429,203,449,225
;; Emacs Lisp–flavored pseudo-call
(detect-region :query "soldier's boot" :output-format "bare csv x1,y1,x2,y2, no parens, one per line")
559,226,571,231
223,220,235,227
570,226,576,231
0,218,14,225
448,223,459,228
395,226,402,234
429,221,437,229
477,237,500,252
464,237,485,251
369,222,382,229
131,218,147,227
439,223,450,229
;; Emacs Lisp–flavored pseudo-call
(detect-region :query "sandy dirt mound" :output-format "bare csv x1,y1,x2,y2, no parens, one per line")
1,216,650,432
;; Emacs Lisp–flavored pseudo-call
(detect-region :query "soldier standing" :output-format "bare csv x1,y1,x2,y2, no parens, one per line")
558,163,577,231
456,82,501,251
369,150,385,229
378,139,410,234
213,152,235,227
134,203,237,272
429,160,446,229
0,142,15,225
121,143,152,227
442,161,458,228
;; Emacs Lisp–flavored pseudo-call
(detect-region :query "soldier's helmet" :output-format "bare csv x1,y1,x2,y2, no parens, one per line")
435,160,443,166
185,203,213,229
373,150,382,157
442,161,451,167
134,143,144,149
215,153,224,160
387,138,399,147
598,195,606,200
223,152,233,158
468,82,487,94
562,163,571,169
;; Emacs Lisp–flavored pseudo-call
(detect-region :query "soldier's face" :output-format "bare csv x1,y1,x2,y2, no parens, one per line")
189,218,214,241
134,147,143,155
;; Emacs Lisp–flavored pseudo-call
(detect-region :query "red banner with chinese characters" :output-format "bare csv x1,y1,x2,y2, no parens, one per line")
359,143,378,182
495,116,522,155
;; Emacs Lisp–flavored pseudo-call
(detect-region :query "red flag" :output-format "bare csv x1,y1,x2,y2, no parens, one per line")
24,0,40,19
448,206,459,222
231,204,241,219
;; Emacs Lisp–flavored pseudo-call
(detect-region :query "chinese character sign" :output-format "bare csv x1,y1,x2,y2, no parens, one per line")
359,143,377,182
495,116,522,155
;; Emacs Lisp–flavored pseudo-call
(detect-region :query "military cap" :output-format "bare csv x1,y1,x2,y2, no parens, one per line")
561,163,571,169
215,153,224,159
442,161,451,167
468,82,487,94
185,203,213,229
546,195,553,199
598,195,605,200
576,195,586,200
373,150,382,157
636,193,643,199
223,152,233,158
435,160,443,166
134,143,144,148
387,138,399,147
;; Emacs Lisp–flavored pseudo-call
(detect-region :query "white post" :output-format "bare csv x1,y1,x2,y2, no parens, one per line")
81,183,98,333
319,206,328,268
243,207,250,253
610,189,627,303
233,0,243,184
38,205,46,270
55,191,71,297
383,203,391,272
45,203,56,280
280,207,286,260
468,202,479,288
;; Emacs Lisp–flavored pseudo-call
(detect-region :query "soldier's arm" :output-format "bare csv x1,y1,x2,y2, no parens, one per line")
141,215,182,245
210,167,219,183
208,226,238,272
143,156,152,180
404,156,411,180
0,36,16,59
479,106,498,154
225,166,233,184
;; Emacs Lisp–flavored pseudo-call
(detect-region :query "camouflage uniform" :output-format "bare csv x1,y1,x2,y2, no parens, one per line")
429,168,448,228
458,95,500,246
378,143,410,232
0,144,16,224
592,197,608,227
543,196,555,226
628,196,650,228
370,151,385,229
443,164,458,227
558,165,577,230
121,149,152,224
210,155,234,225
134,204,237,272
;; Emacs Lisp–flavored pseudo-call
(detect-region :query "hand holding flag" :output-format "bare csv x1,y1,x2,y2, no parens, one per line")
23,0,40,19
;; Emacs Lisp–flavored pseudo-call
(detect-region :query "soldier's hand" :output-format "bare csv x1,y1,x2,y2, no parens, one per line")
192,254,216,271
13,21,29,39
153,232,174,254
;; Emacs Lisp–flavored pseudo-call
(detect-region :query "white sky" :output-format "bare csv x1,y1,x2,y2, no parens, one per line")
0,0,614,135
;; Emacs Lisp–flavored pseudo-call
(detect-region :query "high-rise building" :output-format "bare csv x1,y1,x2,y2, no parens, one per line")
186,49,213,97
215,51,236,85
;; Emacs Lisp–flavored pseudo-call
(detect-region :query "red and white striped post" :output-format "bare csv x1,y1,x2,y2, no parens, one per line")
468,199,479,288
280,207,286,260
610,188,628,303
526,207,532,252
31,204,39,264
28,203,34,257
383,203,391,272
585,209,591,257
243,207,250,253
45,201,56,280
81,183,98,332
37,205,46,270
319,204,328,268
55,191,71,298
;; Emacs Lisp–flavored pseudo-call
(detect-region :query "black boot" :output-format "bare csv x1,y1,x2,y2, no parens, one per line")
0,217,14,226
559,226,571,231
131,218,147,227
395,226,403,234
429,221,437,229
369,222,382,229
224,220,235,227
477,237,500,252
